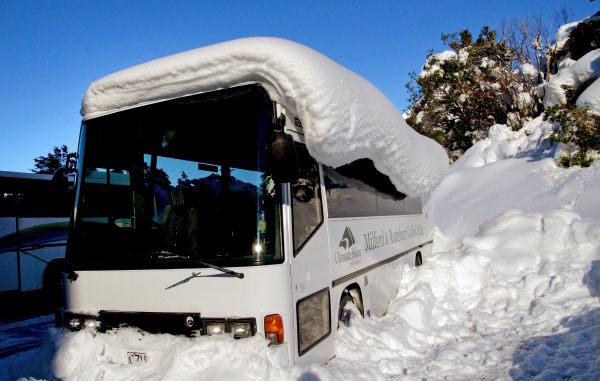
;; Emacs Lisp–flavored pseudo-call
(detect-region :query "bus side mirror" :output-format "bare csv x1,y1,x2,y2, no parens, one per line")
52,167,71,197
52,153,76,190
52,167,69,185
271,130,300,183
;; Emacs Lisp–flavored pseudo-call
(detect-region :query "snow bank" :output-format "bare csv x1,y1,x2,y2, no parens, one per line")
453,118,552,170
432,116,600,238
346,206,600,380
82,37,448,196
52,330,289,381
339,116,598,379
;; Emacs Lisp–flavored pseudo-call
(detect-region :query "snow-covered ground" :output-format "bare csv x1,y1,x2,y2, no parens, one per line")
1,115,599,380
0,314,53,360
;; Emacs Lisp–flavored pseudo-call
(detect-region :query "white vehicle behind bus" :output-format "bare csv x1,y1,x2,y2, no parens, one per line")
61,37,447,365
0,171,72,305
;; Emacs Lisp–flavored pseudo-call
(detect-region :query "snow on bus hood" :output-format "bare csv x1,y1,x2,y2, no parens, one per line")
81,37,448,196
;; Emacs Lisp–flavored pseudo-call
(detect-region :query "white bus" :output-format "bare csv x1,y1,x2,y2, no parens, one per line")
61,38,447,365
0,171,72,303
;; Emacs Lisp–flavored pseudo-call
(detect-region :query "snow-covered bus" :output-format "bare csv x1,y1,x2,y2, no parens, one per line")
0,171,72,302
61,38,447,365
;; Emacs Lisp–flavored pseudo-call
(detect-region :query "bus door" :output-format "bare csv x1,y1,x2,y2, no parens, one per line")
289,150,333,363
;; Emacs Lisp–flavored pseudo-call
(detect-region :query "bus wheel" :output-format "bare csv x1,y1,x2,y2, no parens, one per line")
415,252,423,267
338,291,356,328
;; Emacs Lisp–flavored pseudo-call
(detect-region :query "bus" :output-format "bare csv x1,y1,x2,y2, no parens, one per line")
0,171,73,303
61,37,447,365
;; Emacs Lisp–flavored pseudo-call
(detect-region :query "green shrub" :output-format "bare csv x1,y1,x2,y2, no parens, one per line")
546,104,600,167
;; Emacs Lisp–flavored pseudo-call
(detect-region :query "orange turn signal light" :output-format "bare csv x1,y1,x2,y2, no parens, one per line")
264,314,284,344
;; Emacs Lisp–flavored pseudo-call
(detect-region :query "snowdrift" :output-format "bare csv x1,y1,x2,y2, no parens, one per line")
81,37,448,196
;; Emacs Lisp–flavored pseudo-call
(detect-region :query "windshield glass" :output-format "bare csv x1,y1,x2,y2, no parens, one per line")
69,86,283,270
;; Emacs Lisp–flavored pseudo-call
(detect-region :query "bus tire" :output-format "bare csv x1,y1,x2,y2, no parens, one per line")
415,252,423,267
338,291,355,328
339,287,364,328
43,259,65,308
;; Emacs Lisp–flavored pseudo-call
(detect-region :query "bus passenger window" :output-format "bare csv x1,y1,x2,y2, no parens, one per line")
291,146,323,254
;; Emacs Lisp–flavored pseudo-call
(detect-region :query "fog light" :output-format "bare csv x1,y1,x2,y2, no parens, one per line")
231,321,252,339
266,332,278,345
185,315,195,328
206,321,226,336
67,317,82,331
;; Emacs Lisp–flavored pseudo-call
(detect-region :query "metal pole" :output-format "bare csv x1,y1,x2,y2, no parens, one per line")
16,215,21,292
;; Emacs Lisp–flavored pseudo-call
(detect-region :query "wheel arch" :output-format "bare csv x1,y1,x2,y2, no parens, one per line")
415,251,423,267
340,282,364,318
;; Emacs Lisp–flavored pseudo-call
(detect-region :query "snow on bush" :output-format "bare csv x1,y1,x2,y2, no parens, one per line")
418,50,459,77
577,77,600,115
543,49,600,107
554,21,581,51
520,63,537,77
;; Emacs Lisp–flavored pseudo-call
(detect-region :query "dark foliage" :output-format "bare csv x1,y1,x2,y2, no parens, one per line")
31,145,78,175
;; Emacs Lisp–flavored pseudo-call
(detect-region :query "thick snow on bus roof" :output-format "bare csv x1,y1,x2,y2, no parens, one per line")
82,37,448,195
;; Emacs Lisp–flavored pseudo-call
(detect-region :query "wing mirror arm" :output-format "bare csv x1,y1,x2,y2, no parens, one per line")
271,114,300,183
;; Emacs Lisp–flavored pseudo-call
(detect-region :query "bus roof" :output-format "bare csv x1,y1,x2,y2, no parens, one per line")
81,37,447,195
0,171,53,181
0,171,75,183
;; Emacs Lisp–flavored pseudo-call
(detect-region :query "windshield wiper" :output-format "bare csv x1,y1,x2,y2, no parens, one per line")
156,251,188,260
157,250,244,279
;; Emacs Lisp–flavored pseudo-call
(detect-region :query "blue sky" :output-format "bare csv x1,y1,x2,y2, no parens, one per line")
0,0,597,173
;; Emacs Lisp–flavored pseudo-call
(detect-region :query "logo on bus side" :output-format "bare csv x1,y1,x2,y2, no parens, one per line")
335,226,362,263
339,226,356,250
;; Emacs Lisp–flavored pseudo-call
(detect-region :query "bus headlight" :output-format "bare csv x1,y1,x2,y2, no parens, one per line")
66,314,99,331
205,321,226,336
83,318,101,330
231,321,252,339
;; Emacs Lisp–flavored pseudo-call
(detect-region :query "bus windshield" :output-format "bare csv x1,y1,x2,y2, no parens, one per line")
69,86,283,270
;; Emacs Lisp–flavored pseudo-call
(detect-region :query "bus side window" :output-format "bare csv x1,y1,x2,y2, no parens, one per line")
291,146,323,254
